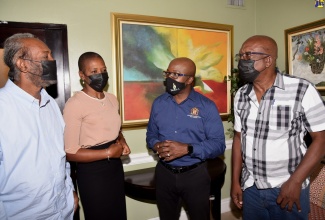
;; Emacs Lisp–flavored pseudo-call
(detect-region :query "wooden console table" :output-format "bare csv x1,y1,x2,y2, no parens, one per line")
124,157,227,220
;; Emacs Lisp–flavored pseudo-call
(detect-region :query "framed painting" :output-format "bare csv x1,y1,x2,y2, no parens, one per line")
285,18,325,91
112,13,233,128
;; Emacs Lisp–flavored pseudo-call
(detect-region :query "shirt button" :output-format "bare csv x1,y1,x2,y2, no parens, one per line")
175,131,177,133
254,148,256,151
259,112,261,114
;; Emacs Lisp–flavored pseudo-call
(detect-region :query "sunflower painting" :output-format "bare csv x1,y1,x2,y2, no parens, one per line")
113,13,232,128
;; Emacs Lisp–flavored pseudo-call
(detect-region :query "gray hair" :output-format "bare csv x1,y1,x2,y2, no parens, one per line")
3,33,36,80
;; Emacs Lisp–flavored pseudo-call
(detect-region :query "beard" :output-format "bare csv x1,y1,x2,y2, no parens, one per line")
27,63,57,88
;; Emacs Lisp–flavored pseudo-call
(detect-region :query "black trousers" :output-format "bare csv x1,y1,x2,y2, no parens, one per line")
155,161,211,220
76,142,127,220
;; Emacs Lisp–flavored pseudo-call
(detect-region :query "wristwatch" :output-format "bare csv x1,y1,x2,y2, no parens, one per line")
187,145,193,155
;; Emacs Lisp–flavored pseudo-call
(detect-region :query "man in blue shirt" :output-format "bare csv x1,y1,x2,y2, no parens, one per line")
146,57,226,220
0,33,78,219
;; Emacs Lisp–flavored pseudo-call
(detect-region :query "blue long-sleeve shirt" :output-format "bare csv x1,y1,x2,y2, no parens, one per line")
146,89,226,166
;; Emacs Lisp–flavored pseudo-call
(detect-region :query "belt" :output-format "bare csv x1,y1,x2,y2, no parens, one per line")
160,161,204,174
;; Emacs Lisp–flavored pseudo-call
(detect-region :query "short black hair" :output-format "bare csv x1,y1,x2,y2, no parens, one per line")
78,52,103,72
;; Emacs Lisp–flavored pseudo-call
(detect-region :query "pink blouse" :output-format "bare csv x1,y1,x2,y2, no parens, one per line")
63,91,121,154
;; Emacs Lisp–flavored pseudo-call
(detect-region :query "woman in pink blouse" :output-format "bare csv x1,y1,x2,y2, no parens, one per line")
63,52,130,220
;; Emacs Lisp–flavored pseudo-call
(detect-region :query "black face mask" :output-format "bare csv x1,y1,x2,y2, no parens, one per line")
22,59,57,81
40,60,57,81
238,59,261,83
165,77,186,95
87,72,109,92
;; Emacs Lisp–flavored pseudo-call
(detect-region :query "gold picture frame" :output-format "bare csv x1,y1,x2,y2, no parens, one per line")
285,18,325,91
112,13,233,129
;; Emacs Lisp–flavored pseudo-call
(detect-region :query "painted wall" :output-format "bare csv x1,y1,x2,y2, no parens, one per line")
255,0,325,73
1,0,324,219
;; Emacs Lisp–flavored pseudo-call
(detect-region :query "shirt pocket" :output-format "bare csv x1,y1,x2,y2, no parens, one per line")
269,105,291,131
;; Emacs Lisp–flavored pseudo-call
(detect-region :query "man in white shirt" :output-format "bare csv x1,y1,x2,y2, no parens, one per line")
0,33,78,219
231,35,325,220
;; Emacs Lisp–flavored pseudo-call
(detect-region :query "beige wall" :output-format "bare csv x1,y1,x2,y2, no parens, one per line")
256,0,324,73
1,0,324,219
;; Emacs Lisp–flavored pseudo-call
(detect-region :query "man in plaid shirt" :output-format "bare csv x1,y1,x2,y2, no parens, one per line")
231,35,325,220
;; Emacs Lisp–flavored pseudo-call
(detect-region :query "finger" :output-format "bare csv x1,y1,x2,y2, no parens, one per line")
296,201,301,212
238,193,243,206
280,199,288,209
276,195,283,205
232,198,242,209
235,202,242,209
232,193,243,208
286,201,294,212
163,153,172,161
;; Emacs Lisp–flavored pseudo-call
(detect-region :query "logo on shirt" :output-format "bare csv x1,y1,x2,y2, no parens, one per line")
315,0,324,7
188,107,201,118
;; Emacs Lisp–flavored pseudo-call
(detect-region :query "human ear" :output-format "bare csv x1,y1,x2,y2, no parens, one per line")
186,76,194,85
265,56,273,68
79,71,86,80
16,58,28,73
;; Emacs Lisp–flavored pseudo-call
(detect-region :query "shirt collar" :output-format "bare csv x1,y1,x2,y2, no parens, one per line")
6,79,51,107
239,72,285,96
273,72,285,90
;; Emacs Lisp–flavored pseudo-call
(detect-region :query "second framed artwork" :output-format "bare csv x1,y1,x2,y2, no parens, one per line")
285,18,325,91
112,13,233,128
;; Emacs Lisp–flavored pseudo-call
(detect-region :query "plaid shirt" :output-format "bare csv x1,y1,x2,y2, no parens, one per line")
234,72,325,190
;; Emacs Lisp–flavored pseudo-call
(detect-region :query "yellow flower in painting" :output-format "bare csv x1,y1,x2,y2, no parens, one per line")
153,26,227,84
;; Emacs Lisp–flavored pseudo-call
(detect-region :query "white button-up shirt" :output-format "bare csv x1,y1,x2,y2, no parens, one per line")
0,80,74,219
234,73,325,190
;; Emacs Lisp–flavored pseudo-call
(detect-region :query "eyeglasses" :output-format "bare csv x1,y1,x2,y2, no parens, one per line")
235,52,270,61
162,71,192,79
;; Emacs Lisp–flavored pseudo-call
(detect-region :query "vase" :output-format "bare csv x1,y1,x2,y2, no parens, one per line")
309,59,325,74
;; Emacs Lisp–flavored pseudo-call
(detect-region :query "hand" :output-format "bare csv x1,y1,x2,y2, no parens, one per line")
155,140,188,162
116,133,131,156
116,139,131,156
108,142,124,158
231,182,243,209
122,144,131,156
276,179,302,212
73,191,79,213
